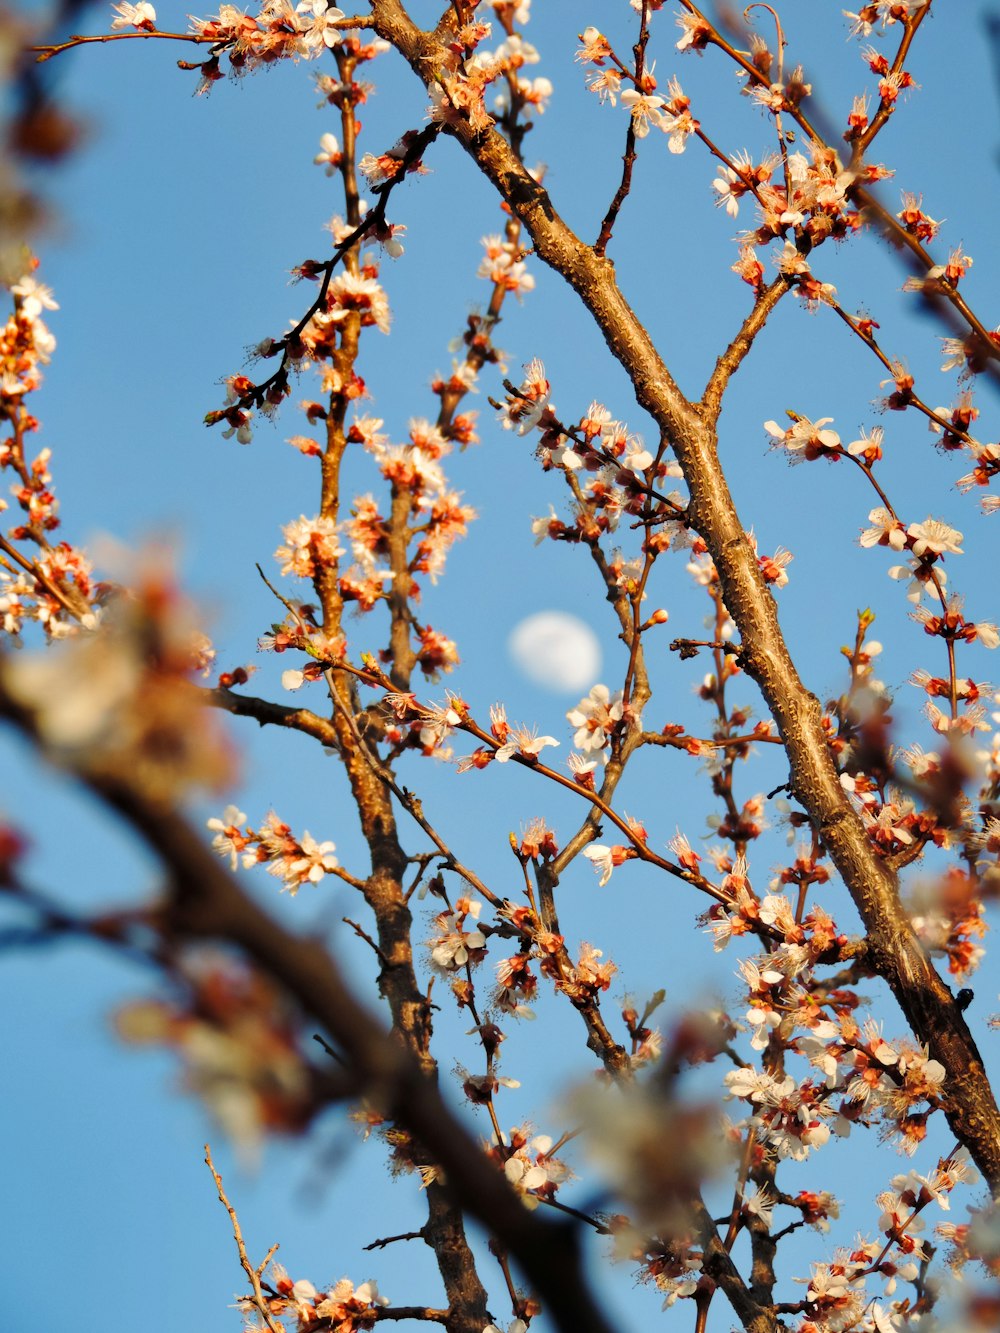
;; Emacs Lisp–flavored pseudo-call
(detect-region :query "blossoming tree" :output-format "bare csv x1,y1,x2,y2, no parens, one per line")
3,3,1000,1333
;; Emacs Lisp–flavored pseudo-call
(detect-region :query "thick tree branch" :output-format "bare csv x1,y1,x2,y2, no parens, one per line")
367,0,1000,1190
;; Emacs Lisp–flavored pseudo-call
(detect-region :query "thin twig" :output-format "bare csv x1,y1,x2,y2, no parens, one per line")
205,1145,283,1333
343,916,390,964
364,1228,426,1251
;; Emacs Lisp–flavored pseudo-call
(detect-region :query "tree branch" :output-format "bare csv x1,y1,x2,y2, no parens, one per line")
367,0,1000,1189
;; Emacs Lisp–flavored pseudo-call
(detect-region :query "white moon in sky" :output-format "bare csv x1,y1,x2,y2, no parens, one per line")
508,612,601,693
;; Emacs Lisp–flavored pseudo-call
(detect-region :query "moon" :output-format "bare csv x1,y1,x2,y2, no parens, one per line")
508,612,601,693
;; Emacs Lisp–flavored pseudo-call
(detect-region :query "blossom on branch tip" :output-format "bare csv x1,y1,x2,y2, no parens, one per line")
11,276,59,321
576,26,610,65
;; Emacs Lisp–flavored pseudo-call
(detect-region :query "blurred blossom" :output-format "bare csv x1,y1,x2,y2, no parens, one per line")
1,549,234,797
568,1079,726,1233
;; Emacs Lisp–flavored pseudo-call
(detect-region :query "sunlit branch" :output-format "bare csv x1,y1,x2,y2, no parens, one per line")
366,0,1000,1189
851,0,933,155
28,15,373,63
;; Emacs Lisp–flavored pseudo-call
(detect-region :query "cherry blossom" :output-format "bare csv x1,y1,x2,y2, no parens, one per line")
273,831,339,893
502,1131,570,1201
207,806,249,870
860,507,907,551
676,12,712,52
586,66,621,105
323,272,391,335
295,0,345,52
274,514,345,578
660,78,698,153
429,898,487,971
582,842,632,887
566,683,624,757
907,517,963,559
11,276,59,321
575,26,610,66
110,1,156,31
764,415,841,462
313,131,342,175
620,89,666,139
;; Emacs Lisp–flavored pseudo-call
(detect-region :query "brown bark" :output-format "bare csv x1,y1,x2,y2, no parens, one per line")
368,0,1000,1190
330,704,490,1333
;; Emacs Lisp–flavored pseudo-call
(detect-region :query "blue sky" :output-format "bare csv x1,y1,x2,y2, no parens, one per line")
4,4,1000,1331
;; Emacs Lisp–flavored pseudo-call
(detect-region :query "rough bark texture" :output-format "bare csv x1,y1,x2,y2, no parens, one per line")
332,709,491,1333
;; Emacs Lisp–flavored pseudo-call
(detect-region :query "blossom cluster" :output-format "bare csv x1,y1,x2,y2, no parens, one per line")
500,362,691,560
424,8,551,138
181,0,350,90
116,952,315,1155
1,268,99,641
761,395,999,904
249,1266,389,1333
2,559,229,797
572,5,984,336
488,1124,571,1207
208,805,339,895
